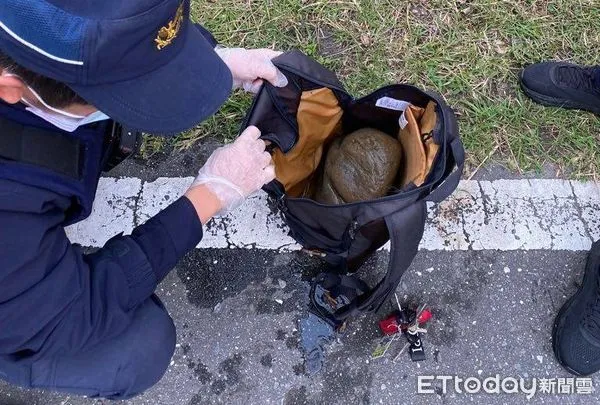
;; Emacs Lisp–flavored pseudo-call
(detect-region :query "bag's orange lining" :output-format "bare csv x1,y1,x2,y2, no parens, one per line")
272,88,343,197
272,88,439,199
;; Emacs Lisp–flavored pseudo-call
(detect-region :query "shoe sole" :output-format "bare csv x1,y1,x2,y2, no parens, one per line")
519,72,600,116
552,242,600,376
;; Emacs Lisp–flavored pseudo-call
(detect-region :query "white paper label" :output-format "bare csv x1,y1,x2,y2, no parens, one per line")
399,112,408,129
375,97,410,112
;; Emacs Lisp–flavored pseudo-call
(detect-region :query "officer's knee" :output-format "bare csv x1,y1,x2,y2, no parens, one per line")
110,300,176,400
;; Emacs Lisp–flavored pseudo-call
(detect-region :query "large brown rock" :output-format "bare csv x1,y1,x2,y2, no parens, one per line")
315,128,403,204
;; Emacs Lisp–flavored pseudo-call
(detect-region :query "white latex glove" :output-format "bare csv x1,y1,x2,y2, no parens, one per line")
215,47,288,93
191,126,275,215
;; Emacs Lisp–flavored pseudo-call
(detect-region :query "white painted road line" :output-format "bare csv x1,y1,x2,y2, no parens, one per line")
65,177,600,251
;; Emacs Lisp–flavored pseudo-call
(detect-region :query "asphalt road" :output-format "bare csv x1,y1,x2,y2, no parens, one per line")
0,249,595,405
1,150,598,405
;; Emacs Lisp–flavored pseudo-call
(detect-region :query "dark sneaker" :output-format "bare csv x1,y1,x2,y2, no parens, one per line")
520,62,600,115
553,240,600,375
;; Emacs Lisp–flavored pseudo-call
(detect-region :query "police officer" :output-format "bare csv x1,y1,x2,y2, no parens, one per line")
0,0,288,399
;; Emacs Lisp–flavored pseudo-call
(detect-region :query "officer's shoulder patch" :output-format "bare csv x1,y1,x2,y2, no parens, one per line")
155,1,184,50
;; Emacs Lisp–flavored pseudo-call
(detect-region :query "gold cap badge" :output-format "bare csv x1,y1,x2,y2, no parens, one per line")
155,1,184,50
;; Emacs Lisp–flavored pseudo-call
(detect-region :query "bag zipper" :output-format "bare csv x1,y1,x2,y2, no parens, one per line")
277,194,288,213
348,220,359,240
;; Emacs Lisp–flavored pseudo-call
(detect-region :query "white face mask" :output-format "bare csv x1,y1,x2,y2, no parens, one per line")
4,73,110,132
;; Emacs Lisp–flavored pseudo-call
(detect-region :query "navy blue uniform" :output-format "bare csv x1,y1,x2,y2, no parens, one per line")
0,0,232,397
0,100,203,399
0,181,202,398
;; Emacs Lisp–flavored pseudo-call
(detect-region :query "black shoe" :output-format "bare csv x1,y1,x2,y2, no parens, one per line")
520,62,600,115
553,240,600,375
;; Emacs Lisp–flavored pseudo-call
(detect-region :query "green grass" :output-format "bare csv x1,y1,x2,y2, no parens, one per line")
150,0,600,178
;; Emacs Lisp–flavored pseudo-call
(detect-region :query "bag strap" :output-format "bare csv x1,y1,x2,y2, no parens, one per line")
426,137,465,203
0,115,82,179
320,201,426,322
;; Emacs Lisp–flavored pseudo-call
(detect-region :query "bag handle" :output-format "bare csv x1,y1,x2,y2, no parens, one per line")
323,201,426,322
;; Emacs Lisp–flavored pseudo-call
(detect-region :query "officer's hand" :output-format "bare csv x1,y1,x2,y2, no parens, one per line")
186,126,275,219
215,47,288,93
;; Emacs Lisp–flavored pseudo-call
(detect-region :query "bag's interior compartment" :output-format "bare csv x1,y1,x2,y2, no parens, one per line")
272,88,343,197
398,102,440,188
271,87,440,202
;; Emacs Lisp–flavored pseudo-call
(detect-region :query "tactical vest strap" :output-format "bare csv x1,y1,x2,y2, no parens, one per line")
0,116,82,180
0,102,109,224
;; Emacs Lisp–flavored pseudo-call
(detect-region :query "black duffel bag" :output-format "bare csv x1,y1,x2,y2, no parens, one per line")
241,50,464,325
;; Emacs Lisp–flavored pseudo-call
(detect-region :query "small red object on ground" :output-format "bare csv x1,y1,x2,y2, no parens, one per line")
418,309,433,325
378,313,400,335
